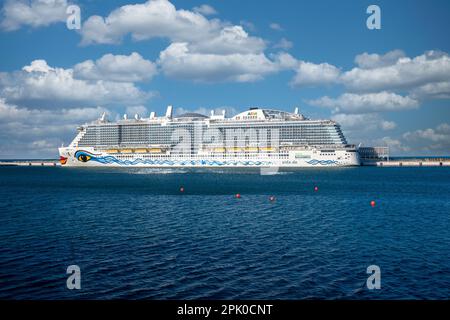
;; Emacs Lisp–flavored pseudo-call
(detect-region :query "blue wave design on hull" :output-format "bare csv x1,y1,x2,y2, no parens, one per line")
74,151,272,166
306,159,338,165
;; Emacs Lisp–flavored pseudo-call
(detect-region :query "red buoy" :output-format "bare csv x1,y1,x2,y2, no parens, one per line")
314,186,319,192
269,196,276,202
180,187,185,193
235,193,241,199
370,200,376,207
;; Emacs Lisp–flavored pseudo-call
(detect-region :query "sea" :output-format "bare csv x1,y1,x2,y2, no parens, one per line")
0,166,449,299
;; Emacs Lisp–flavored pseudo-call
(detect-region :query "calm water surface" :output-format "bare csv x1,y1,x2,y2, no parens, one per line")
0,166,449,299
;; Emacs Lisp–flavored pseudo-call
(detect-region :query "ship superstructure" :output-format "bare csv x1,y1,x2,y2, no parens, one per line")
58,106,360,167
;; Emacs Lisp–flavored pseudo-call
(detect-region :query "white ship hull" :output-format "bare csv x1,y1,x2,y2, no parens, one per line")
58,147,360,168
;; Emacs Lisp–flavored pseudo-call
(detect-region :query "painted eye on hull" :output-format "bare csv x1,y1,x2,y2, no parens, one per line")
77,154,91,162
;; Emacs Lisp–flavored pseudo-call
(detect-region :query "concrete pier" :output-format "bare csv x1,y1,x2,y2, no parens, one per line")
362,160,450,167
0,161,59,167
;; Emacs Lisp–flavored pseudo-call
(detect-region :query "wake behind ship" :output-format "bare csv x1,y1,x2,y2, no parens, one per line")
59,106,360,168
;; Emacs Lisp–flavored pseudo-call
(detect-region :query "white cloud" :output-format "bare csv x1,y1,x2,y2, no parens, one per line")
0,98,110,158
0,0,70,31
269,23,283,31
410,81,450,100
354,50,406,69
80,0,264,54
192,4,217,16
290,50,450,105
308,92,419,113
158,42,281,82
374,137,410,153
332,113,396,132
0,60,152,108
272,52,299,70
342,50,450,92
73,52,157,82
80,0,222,45
291,61,341,87
273,38,293,50
188,26,266,55
401,123,450,153
403,124,450,143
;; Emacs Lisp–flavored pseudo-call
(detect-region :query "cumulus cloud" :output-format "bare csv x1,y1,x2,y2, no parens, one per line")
0,59,152,108
291,50,450,100
0,98,109,158
373,137,410,153
73,52,157,82
332,113,396,132
0,0,70,31
410,81,450,100
80,0,264,54
80,0,222,45
401,123,450,153
192,4,217,16
189,26,266,55
403,124,450,143
291,61,341,87
354,50,406,69
342,50,450,92
308,92,419,113
158,42,283,82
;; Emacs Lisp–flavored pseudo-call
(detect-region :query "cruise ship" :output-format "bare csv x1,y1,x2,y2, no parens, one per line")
58,106,360,168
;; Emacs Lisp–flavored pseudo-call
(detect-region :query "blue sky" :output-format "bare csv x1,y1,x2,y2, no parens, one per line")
0,0,449,158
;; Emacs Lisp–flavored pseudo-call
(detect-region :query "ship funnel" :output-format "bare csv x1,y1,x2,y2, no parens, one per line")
165,105,173,119
100,112,106,121
294,107,299,115
211,110,214,117
222,109,226,117
135,113,140,120
123,114,128,120
150,111,155,119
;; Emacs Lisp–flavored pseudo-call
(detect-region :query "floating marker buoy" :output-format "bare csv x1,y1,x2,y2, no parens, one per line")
180,187,184,193
269,196,276,202
370,200,376,207
235,193,241,199
314,186,319,192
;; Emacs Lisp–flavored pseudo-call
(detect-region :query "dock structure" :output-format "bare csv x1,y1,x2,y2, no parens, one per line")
362,160,450,167
0,161,59,167
359,146,450,167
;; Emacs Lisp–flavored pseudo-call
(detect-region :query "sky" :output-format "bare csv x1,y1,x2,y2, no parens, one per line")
0,0,449,158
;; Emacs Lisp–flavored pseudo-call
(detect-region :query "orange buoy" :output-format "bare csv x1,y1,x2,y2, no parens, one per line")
235,193,241,199
370,200,376,207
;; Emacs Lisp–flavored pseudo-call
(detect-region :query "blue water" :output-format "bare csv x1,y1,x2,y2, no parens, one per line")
0,166,449,300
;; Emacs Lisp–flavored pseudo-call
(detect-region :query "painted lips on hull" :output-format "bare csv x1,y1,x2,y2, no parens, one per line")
59,156,67,165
